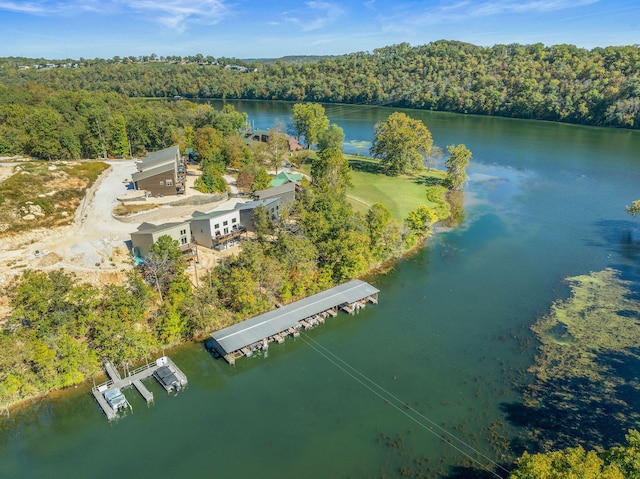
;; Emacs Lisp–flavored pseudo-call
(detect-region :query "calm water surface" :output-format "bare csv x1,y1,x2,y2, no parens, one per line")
1,102,639,478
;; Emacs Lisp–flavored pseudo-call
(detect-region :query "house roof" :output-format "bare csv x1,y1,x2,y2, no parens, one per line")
132,162,176,182
270,171,303,187
134,145,180,176
131,221,188,236
140,145,179,167
234,198,279,211
210,280,379,355
254,182,296,199
190,209,237,221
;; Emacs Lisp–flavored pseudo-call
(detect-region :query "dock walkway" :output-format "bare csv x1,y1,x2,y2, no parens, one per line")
92,356,187,421
132,379,154,403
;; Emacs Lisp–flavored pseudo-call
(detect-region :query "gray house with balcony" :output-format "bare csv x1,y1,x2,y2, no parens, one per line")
190,209,245,250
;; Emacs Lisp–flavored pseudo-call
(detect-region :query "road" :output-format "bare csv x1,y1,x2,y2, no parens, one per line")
0,160,225,288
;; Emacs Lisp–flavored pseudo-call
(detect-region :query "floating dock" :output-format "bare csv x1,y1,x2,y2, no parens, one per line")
91,356,187,421
209,279,379,364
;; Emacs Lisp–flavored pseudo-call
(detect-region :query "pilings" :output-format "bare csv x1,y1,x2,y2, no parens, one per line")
222,295,379,364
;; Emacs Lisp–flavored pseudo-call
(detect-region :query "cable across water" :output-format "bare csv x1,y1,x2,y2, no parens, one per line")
300,333,510,478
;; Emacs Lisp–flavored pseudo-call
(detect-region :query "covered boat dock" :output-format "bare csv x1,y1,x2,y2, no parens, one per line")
209,279,379,364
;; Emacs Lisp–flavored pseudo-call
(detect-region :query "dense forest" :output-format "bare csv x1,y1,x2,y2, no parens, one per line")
1,40,639,128
0,84,250,159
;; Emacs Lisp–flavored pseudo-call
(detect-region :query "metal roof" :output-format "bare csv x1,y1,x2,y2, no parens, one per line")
253,182,295,199
210,279,379,355
139,145,179,168
234,198,279,211
131,221,188,236
270,171,302,187
191,209,237,221
132,162,176,182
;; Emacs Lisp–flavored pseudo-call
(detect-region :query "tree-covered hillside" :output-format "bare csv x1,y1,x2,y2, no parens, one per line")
1,40,639,128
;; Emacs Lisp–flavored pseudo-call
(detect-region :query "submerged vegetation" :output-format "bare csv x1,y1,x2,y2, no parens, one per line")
518,269,640,451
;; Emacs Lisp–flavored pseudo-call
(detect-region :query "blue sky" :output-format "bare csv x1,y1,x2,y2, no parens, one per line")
1,0,638,59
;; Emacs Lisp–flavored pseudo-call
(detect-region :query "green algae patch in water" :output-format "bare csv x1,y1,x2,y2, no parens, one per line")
524,269,640,450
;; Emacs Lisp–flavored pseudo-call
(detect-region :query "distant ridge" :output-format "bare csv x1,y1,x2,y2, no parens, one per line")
242,55,336,64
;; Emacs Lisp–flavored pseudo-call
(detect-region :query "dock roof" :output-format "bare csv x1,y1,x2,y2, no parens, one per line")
210,279,379,355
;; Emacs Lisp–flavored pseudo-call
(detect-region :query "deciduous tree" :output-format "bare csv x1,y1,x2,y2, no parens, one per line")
266,127,288,174
292,102,329,149
510,447,624,479
317,123,344,152
444,144,472,190
311,147,353,194
252,167,271,191
142,235,187,301
370,112,433,175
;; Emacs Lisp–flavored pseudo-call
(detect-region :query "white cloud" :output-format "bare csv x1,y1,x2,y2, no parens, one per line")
285,1,346,32
0,0,230,30
122,0,229,30
400,0,601,26
0,1,68,14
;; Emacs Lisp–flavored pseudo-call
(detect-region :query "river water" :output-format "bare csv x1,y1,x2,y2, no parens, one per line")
1,102,639,478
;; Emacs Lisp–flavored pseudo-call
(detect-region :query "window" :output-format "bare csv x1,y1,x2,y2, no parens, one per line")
181,237,187,244
232,218,237,223
166,179,173,186
223,220,228,226
159,180,164,186
214,224,220,229
180,229,186,236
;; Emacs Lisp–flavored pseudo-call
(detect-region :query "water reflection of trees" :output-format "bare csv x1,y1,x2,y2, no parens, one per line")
444,190,466,227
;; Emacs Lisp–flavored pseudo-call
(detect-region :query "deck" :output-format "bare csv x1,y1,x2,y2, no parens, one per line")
91,356,188,421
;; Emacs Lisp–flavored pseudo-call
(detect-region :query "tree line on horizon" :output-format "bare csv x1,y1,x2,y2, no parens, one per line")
1,40,639,129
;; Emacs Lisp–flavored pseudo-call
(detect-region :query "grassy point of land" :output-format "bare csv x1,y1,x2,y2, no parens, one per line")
346,155,447,220
300,154,446,220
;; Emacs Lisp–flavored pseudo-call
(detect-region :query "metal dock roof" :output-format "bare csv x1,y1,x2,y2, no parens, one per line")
210,279,379,355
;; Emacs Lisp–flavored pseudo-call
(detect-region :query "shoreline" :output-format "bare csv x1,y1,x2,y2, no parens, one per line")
1,227,439,415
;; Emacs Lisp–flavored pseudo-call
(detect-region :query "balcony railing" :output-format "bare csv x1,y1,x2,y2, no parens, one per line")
212,226,247,245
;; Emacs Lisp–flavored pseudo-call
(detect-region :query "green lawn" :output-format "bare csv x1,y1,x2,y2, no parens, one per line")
345,156,446,220
300,155,446,221
299,154,446,221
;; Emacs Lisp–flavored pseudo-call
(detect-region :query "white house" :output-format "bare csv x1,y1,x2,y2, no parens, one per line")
190,209,245,250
